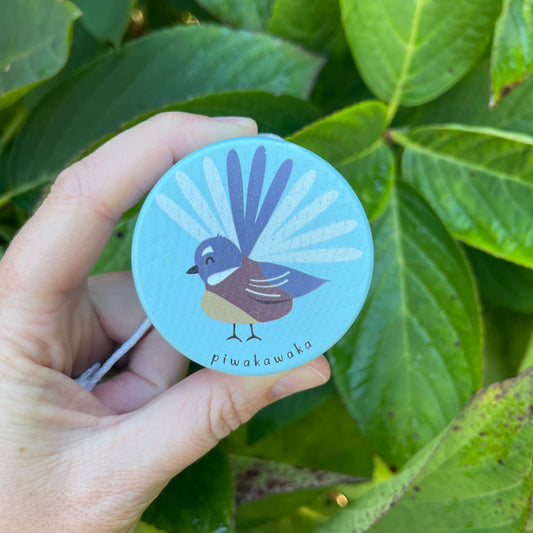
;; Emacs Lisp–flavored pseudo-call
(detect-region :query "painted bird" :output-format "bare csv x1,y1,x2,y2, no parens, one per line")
156,144,361,342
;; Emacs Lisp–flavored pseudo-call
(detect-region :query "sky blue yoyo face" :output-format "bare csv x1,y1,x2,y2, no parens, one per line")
132,136,373,375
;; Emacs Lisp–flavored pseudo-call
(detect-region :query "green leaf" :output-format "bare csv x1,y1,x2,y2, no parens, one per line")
340,0,501,121
396,125,533,267
236,490,330,531
518,330,533,372
0,100,27,156
247,381,334,444
232,455,362,530
75,0,135,47
141,91,321,138
134,522,166,533
466,247,533,313
228,393,374,478
310,52,374,115
195,0,274,30
331,183,482,467
8,25,323,199
0,0,81,110
142,445,234,533
287,101,394,220
231,455,361,505
401,58,533,136
483,304,533,385
24,20,107,112
74,91,320,167
490,0,533,107
321,368,533,533
268,0,347,57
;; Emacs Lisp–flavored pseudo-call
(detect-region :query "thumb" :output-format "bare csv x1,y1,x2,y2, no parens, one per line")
105,356,329,482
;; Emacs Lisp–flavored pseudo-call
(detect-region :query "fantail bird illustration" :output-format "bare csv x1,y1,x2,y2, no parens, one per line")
156,143,362,342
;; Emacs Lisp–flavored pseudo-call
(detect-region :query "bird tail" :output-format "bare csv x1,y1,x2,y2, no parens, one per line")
227,146,292,256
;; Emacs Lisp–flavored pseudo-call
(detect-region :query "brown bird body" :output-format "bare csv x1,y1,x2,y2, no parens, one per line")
201,256,293,324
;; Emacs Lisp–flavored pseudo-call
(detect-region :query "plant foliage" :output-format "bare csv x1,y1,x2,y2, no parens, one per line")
0,0,532,531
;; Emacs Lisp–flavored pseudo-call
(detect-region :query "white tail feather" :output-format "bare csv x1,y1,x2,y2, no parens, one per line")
203,157,239,243
155,194,210,242
274,190,338,242
251,170,316,254
175,171,225,237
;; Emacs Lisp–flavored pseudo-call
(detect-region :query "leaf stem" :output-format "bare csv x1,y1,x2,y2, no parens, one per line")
385,0,425,125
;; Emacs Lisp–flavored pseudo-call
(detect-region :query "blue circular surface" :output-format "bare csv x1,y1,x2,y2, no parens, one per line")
132,136,373,375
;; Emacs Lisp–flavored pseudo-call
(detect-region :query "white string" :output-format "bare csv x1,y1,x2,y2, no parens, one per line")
75,317,153,391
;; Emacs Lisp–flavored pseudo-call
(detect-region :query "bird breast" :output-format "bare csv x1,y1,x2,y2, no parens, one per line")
202,256,292,324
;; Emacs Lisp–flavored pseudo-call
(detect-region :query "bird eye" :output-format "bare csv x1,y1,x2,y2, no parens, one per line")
205,256,215,265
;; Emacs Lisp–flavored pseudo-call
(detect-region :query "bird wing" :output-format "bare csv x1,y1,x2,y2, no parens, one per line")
251,262,327,299
244,281,292,303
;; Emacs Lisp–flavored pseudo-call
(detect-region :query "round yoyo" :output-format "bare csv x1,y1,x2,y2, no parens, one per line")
132,136,373,375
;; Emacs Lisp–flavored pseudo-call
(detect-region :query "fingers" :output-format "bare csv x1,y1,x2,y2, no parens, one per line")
102,356,330,482
84,272,188,411
1,113,257,299
91,331,189,413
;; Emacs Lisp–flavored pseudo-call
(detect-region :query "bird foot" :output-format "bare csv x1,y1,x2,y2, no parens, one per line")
246,334,262,342
227,334,242,342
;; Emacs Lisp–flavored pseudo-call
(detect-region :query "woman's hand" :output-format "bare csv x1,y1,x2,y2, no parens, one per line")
0,113,330,533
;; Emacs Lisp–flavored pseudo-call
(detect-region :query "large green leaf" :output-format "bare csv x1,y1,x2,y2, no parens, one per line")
134,91,321,138
227,393,374,478
340,0,501,121
8,25,323,198
288,101,394,220
195,0,274,30
490,0,533,107
268,0,347,57
75,0,135,47
395,125,533,267
24,21,107,112
466,247,533,313
402,58,533,136
141,445,234,532
321,368,533,532
0,0,81,110
331,183,482,467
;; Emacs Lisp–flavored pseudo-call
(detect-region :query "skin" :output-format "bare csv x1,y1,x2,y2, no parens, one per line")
0,113,330,532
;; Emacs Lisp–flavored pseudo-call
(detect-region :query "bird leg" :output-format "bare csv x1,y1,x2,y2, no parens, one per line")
227,324,242,342
246,324,262,342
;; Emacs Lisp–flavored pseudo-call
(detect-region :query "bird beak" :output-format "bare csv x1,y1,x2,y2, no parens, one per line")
187,265,199,274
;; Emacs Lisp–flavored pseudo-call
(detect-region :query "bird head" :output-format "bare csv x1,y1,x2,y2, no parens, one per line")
187,236,242,286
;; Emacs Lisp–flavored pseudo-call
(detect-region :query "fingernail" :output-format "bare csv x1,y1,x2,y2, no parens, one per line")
212,116,256,128
270,364,328,401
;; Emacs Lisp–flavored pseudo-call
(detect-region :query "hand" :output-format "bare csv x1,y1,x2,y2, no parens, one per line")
0,113,330,533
